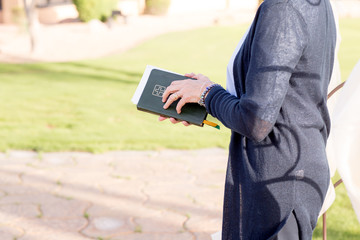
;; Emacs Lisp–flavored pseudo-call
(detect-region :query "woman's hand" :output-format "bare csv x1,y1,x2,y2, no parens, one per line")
162,73,212,114
158,72,212,126
158,116,191,126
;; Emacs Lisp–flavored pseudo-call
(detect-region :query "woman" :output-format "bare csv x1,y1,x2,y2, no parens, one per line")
160,0,336,239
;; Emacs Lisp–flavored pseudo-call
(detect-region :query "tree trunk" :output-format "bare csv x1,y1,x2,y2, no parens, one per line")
23,0,37,53
226,0,230,9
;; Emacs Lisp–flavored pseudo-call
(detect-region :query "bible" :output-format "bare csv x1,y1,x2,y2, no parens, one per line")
132,65,213,127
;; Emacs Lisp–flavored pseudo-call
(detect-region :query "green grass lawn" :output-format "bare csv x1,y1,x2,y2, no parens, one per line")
313,176,360,240
0,18,359,239
0,19,359,152
0,25,244,152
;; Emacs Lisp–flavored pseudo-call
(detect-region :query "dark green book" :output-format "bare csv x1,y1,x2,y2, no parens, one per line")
132,66,208,126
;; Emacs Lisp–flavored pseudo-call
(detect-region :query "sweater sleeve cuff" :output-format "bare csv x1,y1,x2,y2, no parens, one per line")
204,85,225,114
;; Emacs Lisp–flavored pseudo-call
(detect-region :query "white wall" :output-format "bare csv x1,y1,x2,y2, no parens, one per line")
118,0,145,16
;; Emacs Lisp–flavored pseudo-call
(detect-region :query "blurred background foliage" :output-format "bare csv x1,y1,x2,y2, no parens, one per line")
145,0,171,15
73,0,118,22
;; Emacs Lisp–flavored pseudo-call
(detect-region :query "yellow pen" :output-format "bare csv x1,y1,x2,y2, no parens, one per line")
203,120,220,130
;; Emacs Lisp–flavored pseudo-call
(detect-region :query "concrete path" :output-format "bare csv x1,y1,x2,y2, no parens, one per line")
0,148,228,240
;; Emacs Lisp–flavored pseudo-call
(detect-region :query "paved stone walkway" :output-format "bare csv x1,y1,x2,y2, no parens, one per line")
0,148,228,240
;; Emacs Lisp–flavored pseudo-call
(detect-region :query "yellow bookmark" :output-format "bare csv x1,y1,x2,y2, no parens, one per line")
203,120,220,130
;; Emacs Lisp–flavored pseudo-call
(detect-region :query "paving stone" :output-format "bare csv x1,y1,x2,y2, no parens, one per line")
0,203,40,218
192,171,226,189
99,150,153,161
144,183,202,212
194,232,213,240
81,204,135,238
57,170,115,186
0,190,6,198
189,188,224,210
41,152,80,166
134,208,187,233
19,233,88,240
100,184,147,206
18,224,88,240
35,218,88,232
41,198,90,218
0,203,40,224
6,151,35,159
0,192,72,206
109,164,154,180
112,232,195,240
52,179,144,208
85,204,135,219
92,217,126,231
16,217,88,239
7,151,39,162
52,186,104,205
52,172,113,192
0,170,22,185
145,162,195,183
186,215,222,233
19,171,65,193
0,225,24,240
0,149,226,240
59,152,95,163
82,216,134,238
0,152,7,161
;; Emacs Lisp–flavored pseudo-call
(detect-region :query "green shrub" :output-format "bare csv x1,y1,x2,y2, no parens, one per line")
145,0,171,15
73,0,118,22
11,7,26,29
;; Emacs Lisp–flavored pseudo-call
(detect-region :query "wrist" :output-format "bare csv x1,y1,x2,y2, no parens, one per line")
199,81,213,94
198,83,221,107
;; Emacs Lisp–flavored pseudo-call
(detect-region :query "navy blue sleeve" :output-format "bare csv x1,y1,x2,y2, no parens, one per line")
205,2,308,142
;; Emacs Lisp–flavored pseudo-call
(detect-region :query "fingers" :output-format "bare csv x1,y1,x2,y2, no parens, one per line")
195,73,210,82
158,71,203,127
185,72,197,79
169,118,190,126
176,98,187,114
159,116,190,126
164,92,189,113
159,116,168,121
162,80,185,103
163,73,211,112
163,92,181,110
162,86,178,103
167,117,190,126
169,118,181,124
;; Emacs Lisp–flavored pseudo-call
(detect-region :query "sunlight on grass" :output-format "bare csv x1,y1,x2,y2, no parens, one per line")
0,19,359,153
313,174,360,240
0,25,249,152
